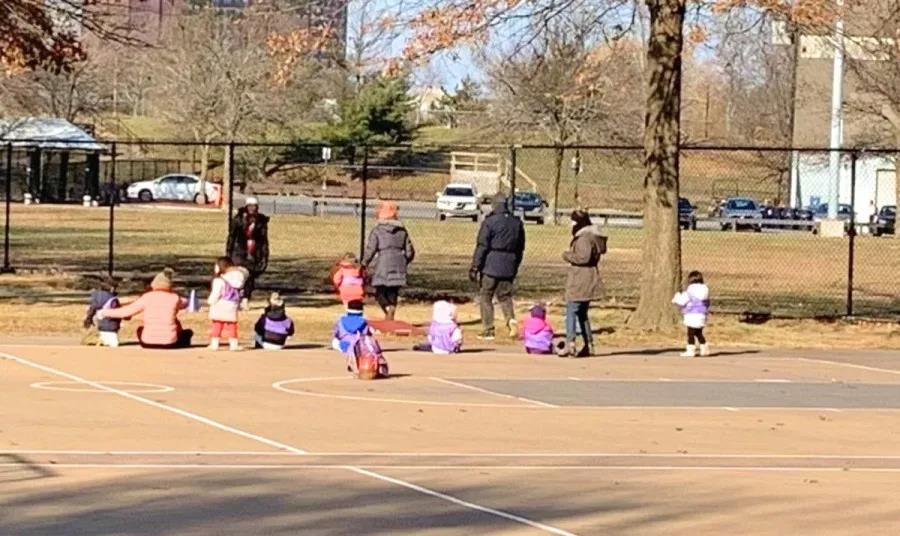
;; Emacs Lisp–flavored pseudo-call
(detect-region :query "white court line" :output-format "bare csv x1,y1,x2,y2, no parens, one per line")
4,463,900,473
797,357,900,377
1,352,575,536
30,380,174,394
428,377,558,408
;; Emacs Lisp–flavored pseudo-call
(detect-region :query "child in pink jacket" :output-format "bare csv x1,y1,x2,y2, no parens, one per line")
208,257,248,351
521,304,554,354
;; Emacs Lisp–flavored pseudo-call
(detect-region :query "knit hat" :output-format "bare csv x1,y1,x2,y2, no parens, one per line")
269,292,284,308
150,268,174,291
376,200,398,220
347,299,364,313
529,304,546,319
245,197,259,206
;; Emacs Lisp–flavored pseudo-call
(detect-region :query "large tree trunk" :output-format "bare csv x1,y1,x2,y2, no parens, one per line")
549,146,564,225
628,0,685,330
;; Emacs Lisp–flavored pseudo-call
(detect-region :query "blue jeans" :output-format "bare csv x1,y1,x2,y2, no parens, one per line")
565,301,592,349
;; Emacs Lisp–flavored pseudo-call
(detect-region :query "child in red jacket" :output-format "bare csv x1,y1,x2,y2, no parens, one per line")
332,253,366,306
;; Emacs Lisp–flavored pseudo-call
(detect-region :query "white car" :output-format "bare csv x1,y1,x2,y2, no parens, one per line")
126,174,221,203
436,183,481,222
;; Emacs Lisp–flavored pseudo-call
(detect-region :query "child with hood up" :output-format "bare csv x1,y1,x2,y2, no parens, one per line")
208,257,248,351
332,253,366,306
521,304,555,355
414,300,463,354
254,292,295,350
83,275,123,347
332,299,370,358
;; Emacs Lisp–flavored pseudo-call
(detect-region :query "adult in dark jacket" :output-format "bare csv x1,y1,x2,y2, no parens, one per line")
470,194,526,339
562,210,607,357
362,201,416,320
226,197,269,306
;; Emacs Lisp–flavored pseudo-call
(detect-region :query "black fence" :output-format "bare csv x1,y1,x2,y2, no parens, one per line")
1,139,899,319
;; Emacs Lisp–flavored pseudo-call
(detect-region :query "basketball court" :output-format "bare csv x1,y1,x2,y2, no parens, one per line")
3,343,900,535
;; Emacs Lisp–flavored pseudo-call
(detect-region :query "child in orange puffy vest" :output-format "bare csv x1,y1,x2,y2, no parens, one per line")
332,253,366,306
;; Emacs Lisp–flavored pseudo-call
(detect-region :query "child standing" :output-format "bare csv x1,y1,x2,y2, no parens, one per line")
332,253,366,306
254,292,295,350
83,276,122,347
672,270,710,357
414,300,463,354
521,304,554,355
208,257,248,351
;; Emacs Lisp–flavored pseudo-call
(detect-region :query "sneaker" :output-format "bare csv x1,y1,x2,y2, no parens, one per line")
507,319,518,339
557,342,576,358
477,331,496,341
207,340,220,351
699,344,710,357
680,345,697,358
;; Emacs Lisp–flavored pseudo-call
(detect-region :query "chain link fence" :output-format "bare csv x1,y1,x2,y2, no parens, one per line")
1,139,898,318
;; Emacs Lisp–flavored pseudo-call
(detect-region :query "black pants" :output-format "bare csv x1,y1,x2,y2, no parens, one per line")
687,327,706,345
480,275,515,333
138,327,194,349
375,286,401,311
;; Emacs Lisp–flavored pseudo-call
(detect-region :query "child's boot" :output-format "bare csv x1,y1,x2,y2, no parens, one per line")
699,343,710,357
229,338,242,352
680,345,696,358
208,338,220,351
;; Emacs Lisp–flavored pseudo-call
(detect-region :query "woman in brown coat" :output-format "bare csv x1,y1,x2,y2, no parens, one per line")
562,210,607,357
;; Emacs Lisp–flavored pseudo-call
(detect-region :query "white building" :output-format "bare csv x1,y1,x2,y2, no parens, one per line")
791,153,897,216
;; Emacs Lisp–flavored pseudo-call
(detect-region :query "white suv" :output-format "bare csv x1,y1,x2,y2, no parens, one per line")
436,183,481,222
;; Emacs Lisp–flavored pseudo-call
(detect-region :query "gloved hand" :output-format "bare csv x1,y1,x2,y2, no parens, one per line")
468,267,480,283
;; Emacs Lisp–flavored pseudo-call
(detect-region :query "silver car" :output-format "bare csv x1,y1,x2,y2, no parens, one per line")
720,197,762,232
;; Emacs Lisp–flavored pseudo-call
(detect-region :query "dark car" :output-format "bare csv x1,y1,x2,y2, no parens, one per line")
761,206,807,230
678,197,697,230
512,191,548,224
871,205,896,237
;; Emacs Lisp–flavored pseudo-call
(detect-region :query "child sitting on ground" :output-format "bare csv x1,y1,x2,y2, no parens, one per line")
254,292,295,350
332,253,366,306
414,300,463,354
521,304,555,355
672,270,711,357
83,275,123,347
332,299,370,356
208,257,248,351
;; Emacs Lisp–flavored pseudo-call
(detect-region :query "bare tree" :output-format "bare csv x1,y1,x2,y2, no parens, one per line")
0,58,107,122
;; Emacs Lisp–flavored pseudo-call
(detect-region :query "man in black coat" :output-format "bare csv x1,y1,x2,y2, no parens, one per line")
470,194,526,340
226,197,269,306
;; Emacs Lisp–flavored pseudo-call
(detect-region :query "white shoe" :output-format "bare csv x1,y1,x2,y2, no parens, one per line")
229,339,243,352
699,344,710,357
680,345,696,358
208,339,220,351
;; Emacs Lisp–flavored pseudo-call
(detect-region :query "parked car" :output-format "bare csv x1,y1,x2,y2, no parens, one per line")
871,205,896,236
512,191,548,224
720,197,762,231
436,183,481,222
678,197,697,230
126,174,220,204
812,203,854,222
760,206,809,230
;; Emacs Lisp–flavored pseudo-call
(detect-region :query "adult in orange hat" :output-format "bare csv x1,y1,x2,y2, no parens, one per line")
362,200,415,320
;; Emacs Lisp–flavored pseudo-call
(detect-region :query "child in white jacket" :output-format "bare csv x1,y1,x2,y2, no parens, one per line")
208,257,248,351
672,270,710,357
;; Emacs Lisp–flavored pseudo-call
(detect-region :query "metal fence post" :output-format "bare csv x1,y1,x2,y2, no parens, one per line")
359,145,369,261
509,145,517,213
108,142,117,277
227,142,235,222
2,143,13,274
847,150,857,317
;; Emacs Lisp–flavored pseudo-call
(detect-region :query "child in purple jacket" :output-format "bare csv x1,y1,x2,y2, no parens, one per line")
414,300,463,354
521,304,555,354
254,293,295,350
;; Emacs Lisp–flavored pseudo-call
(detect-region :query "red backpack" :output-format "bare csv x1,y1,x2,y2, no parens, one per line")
350,333,389,380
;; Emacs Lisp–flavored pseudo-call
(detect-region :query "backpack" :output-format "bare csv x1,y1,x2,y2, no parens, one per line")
220,279,241,303
349,333,389,380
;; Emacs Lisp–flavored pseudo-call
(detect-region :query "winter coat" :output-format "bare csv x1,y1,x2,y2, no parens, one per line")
563,225,607,302
672,283,710,328
103,290,187,346
522,315,554,353
84,289,121,333
332,263,366,304
362,220,415,287
254,305,295,347
472,205,526,280
333,311,369,355
208,268,247,323
427,301,462,354
227,208,270,273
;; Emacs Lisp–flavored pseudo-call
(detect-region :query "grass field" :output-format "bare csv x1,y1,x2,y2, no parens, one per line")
0,205,899,348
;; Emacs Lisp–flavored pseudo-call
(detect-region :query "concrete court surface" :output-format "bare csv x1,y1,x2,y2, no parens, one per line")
2,343,900,535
